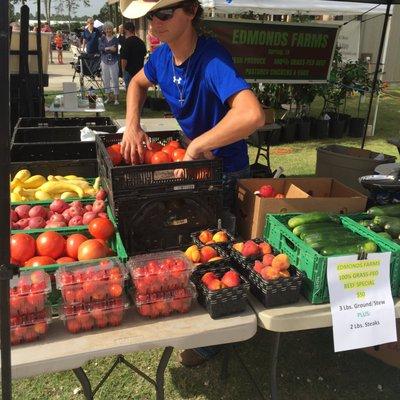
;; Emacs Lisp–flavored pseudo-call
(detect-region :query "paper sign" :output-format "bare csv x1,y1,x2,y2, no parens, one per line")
327,252,397,352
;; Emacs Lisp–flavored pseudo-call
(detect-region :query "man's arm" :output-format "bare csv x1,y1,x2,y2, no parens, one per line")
121,69,154,164
185,89,265,159
120,59,127,73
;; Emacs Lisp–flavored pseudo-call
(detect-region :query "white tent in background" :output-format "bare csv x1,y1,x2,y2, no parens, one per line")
200,0,390,15
93,20,104,28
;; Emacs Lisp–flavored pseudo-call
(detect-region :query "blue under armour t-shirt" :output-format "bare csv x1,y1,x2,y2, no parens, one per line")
144,36,251,173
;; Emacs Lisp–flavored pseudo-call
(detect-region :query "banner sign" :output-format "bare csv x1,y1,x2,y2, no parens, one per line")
204,19,339,83
327,252,397,353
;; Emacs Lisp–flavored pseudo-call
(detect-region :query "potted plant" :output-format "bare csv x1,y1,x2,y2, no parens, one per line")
291,84,317,140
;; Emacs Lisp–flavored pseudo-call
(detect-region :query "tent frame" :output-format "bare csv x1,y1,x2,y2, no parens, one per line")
0,1,396,399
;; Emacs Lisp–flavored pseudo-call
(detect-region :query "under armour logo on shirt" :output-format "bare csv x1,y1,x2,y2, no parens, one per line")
173,76,182,85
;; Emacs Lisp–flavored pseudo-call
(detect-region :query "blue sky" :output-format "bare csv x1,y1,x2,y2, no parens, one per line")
24,0,106,17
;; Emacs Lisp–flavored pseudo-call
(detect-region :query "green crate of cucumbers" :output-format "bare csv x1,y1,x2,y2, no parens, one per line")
264,212,398,304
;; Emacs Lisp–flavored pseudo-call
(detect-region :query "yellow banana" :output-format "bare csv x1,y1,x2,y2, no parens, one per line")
39,181,84,198
10,178,23,191
11,192,23,202
58,179,90,188
93,177,100,190
61,191,77,200
13,169,31,182
21,175,46,189
54,175,65,181
35,191,52,201
63,175,86,181
84,187,96,197
47,175,57,181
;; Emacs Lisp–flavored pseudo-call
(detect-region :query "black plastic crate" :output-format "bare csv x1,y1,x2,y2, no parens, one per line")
11,141,96,162
12,125,118,144
190,261,249,319
244,262,303,308
96,133,223,197
15,116,117,128
112,190,223,256
10,159,98,177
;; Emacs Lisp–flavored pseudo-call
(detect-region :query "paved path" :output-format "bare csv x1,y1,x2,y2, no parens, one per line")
46,50,76,92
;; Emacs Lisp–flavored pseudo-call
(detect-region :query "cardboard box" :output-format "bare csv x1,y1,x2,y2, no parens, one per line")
263,107,275,125
363,320,400,368
236,178,368,239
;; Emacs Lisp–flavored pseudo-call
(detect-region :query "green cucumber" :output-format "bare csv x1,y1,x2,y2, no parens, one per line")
368,204,400,217
309,236,365,251
292,222,340,236
359,220,371,227
301,229,353,243
288,212,332,229
384,221,400,238
368,223,383,233
320,241,378,256
373,216,400,227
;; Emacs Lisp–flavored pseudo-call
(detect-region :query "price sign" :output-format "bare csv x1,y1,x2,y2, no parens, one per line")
327,252,397,352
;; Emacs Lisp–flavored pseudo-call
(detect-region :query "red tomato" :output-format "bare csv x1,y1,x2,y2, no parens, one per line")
107,144,122,166
161,145,175,159
151,151,171,164
172,148,186,162
88,218,115,240
10,233,36,264
77,239,109,261
167,140,181,149
149,142,163,152
36,231,66,259
108,283,123,298
24,256,56,267
56,257,76,264
66,234,88,259
144,149,155,165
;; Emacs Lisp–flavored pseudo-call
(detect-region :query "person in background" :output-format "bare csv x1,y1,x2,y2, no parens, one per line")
82,17,100,54
117,24,125,48
54,31,64,64
98,21,120,105
41,22,53,63
120,21,147,90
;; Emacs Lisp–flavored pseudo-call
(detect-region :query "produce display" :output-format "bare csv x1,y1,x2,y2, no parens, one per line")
134,285,196,318
357,204,400,244
184,244,222,264
128,251,192,295
10,169,102,202
288,212,378,256
192,229,231,246
55,259,127,305
60,297,128,333
200,269,241,291
10,195,108,230
106,140,186,166
254,184,285,198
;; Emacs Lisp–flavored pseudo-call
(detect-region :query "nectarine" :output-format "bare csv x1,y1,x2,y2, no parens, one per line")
199,230,213,244
221,270,240,288
185,245,201,263
242,240,260,257
260,267,280,281
200,246,218,263
271,254,290,271
212,231,228,243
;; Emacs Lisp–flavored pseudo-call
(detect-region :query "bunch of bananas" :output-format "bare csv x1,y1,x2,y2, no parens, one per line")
10,169,100,202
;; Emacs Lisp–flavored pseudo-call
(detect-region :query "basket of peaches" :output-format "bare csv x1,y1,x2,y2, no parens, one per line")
246,252,303,308
190,228,235,253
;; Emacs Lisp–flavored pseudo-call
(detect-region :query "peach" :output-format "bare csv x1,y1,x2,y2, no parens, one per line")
254,260,264,274
271,254,290,271
242,240,260,257
258,242,272,255
184,245,201,263
279,270,290,278
200,246,218,263
208,256,223,262
201,271,217,286
199,230,213,244
221,270,240,288
212,231,228,243
232,242,244,253
260,266,280,281
262,254,275,267
207,278,223,291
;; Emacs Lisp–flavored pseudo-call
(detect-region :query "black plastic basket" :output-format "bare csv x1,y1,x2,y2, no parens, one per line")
15,116,117,128
192,247,232,268
191,261,249,319
96,133,223,198
111,190,223,256
191,228,236,250
10,159,98,177
11,141,96,162
228,238,269,265
244,263,303,308
12,125,118,144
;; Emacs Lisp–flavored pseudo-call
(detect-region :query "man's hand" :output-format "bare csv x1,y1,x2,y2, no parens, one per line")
121,127,152,164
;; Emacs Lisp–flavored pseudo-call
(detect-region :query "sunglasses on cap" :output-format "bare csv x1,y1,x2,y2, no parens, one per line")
146,3,186,21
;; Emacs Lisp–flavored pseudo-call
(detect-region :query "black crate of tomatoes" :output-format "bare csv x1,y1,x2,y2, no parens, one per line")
9,270,52,345
191,261,249,319
96,133,223,200
128,251,196,318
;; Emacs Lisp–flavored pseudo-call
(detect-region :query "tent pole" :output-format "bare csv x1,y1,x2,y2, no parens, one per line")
0,0,13,400
361,1,392,148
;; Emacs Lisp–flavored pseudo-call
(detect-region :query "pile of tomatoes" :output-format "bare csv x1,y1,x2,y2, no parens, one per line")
106,140,186,166
129,254,192,295
135,286,195,319
61,297,126,334
10,218,115,267
56,259,126,305
9,270,51,345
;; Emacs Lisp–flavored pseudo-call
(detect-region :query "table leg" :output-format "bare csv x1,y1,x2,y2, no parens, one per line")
54,112,59,118
270,332,281,400
254,146,262,164
73,367,94,400
220,345,231,385
156,346,173,400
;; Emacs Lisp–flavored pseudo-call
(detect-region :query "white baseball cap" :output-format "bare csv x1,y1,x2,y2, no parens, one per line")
120,0,186,20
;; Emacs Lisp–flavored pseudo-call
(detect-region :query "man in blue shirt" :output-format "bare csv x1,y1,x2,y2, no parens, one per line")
121,0,264,210
82,18,101,55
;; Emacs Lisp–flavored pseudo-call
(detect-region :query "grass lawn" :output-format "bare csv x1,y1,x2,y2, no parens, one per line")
14,89,400,400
